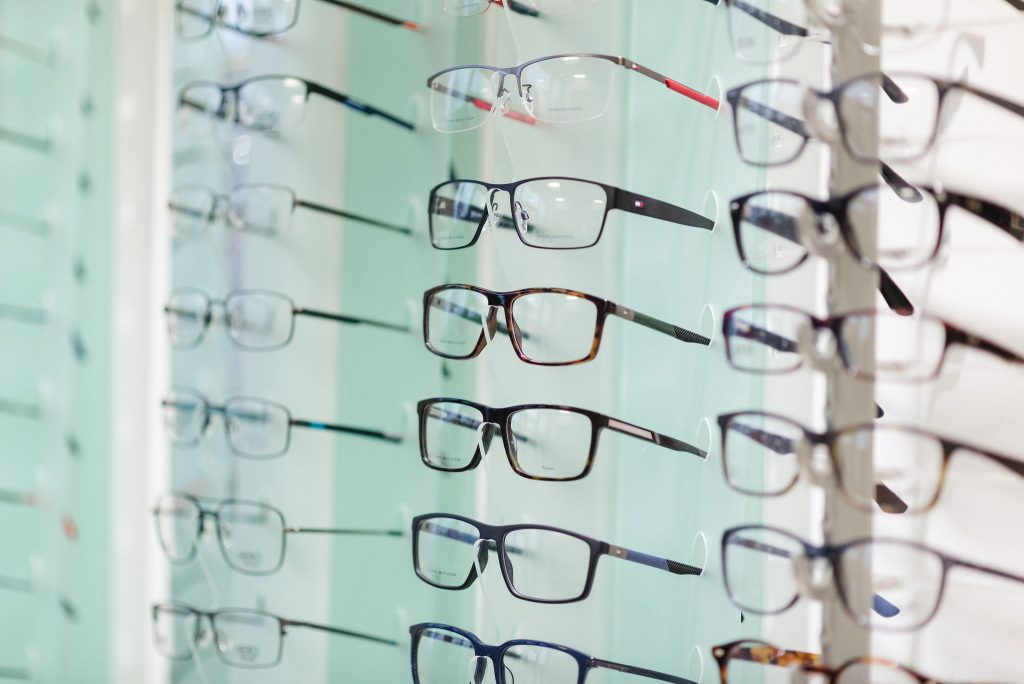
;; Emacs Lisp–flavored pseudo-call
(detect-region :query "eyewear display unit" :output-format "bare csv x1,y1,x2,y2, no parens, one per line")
417,397,705,481
412,513,702,604
175,0,422,39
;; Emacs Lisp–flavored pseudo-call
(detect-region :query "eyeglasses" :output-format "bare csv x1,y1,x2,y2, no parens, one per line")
411,623,696,684
717,411,1024,514
153,492,401,575
721,304,1023,381
424,284,710,366
730,184,1024,274
417,397,705,481
164,288,408,350
722,524,1024,630
170,183,412,241
726,73,1024,166
175,0,422,40
162,387,402,458
412,513,701,604
427,53,719,133
177,75,414,138
713,640,955,684
428,176,713,250
151,602,395,668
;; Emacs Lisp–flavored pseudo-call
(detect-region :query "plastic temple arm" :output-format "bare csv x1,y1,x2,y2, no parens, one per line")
305,81,416,131
0,399,42,421
611,187,714,230
941,190,1024,242
946,327,1024,366
730,0,810,36
285,526,403,536
606,544,702,576
722,644,821,668
591,658,696,684
0,303,46,325
316,0,423,30
954,82,1024,121
725,316,798,354
295,199,412,235
427,294,527,339
609,304,710,346
605,417,706,458
281,618,397,646
294,306,410,333
291,418,403,443
619,57,719,110
496,0,541,17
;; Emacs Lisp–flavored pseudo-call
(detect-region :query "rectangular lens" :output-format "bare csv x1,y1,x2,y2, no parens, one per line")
429,182,489,249
152,605,194,660
848,186,940,269
217,502,286,574
838,541,942,631
176,0,215,38
838,313,945,381
502,528,590,601
510,292,597,364
507,408,592,480
228,185,295,236
840,74,939,162
223,398,290,457
422,401,485,471
429,68,501,133
166,290,211,348
216,0,298,35
724,306,806,373
425,287,488,359
213,611,282,667
238,77,308,134
414,517,481,588
513,179,607,249
735,192,812,274
154,494,200,563
415,627,478,684
503,644,581,681
224,292,295,350
177,83,224,138
519,56,616,123
721,413,802,496
732,80,807,166
727,0,809,63
169,187,216,240
722,527,801,614
162,390,207,446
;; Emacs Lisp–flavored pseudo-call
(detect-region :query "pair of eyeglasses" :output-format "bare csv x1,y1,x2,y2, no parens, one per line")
162,387,402,458
175,0,422,40
177,75,414,138
151,603,395,668
427,54,719,133
424,285,710,366
730,184,1024,274
153,492,401,575
428,176,713,250
718,411,1024,514
170,184,412,241
721,304,1023,381
726,73,1024,167
416,398,705,481
164,288,408,350
713,640,961,684
411,623,696,684
722,524,1024,630
412,513,701,604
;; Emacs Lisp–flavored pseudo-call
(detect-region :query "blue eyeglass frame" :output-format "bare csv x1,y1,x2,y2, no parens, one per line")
409,623,697,684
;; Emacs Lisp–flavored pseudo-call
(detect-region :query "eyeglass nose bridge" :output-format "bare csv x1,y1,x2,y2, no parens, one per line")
472,538,490,577
804,211,843,258
475,422,499,456
796,320,838,373
800,90,840,145
797,439,836,488
466,655,490,684
793,551,834,601
480,305,500,344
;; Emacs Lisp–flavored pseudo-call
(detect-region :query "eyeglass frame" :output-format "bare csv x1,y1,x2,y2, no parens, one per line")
412,512,702,604
417,397,705,481
410,623,697,684
423,284,710,366
721,303,1024,381
175,0,422,39
428,176,714,251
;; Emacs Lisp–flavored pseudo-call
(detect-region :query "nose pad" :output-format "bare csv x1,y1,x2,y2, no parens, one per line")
191,616,213,650
810,212,843,257
467,656,490,684
796,322,836,372
801,91,839,143
514,201,530,234
800,442,835,488
496,86,512,115
486,189,501,229
476,422,498,454
214,628,232,654
794,553,834,601
472,539,490,576
482,306,499,343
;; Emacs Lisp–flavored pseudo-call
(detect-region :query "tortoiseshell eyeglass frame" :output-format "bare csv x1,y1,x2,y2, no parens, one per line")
713,639,955,684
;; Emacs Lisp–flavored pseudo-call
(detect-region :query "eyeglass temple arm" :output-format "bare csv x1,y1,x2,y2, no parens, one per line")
291,417,403,443
722,644,821,668
0,399,42,421
280,617,397,646
285,526,403,537
725,315,797,354
426,81,536,125
427,295,528,340
294,199,413,235
610,187,714,230
618,57,720,110
730,536,900,617
945,326,1024,366
605,543,702,576
939,190,1024,242
425,404,531,444
497,0,542,17
1002,0,1024,10
591,658,696,684
605,417,706,459
430,193,516,230
0,489,38,507
305,81,416,131
293,306,410,334
0,303,46,325
315,0,423,30
950,81,1024,121
609,303,710,346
